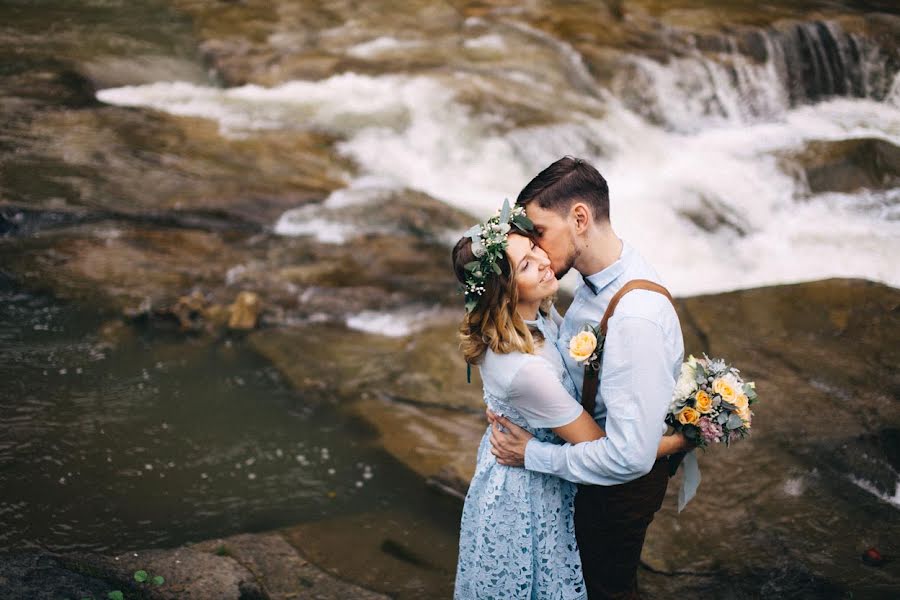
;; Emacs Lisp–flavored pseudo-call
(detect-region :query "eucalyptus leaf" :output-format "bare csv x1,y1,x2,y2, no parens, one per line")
720,400,737,411
515,213,534,230
464,261,480,272
715,412,729,425
499,198,511,224
726,413,744,430
491,261,502,275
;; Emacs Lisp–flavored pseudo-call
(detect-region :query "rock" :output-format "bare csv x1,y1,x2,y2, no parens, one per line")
2,225,243,316
638,279,900,598
190,532,389,600
249,320,485,491
228,290,261,330
0,530,390,600
282,510,457,599
0,551,117,600
172,289,210,332
782,138,900,195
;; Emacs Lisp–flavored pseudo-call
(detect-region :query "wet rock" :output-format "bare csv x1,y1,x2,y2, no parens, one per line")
0,551,116,600
190,532,389,600
783,137,900,195
283,510,457,600
0,530,389,600
6,107,347,222
639,279,900,598
170,289,211,332
228,290,261,330
249,320,484,489
3,224,244,316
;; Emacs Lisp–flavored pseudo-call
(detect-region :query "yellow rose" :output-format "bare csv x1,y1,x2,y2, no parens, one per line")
738,405,752,427
677,406,700,426
694,390,713,414
713,377,737,404
568,330,598,363
733,393,749,410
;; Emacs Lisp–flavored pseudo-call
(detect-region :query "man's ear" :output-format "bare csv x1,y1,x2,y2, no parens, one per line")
570,202,592,234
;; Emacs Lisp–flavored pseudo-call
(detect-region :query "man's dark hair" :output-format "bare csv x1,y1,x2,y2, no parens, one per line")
515,156,610,222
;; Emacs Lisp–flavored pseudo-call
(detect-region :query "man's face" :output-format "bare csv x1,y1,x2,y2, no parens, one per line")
524,203,578,279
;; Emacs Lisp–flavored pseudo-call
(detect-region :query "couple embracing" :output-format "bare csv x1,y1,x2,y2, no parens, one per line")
452,157,692,600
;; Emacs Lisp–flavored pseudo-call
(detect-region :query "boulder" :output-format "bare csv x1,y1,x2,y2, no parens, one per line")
228,290,261,330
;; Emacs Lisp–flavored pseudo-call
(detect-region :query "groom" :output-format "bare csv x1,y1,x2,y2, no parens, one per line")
489,156,687,599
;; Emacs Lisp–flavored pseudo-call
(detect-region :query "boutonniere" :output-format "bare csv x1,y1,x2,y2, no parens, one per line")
568,323,603,372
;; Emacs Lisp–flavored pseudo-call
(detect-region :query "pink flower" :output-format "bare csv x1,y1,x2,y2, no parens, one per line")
698,417,723,444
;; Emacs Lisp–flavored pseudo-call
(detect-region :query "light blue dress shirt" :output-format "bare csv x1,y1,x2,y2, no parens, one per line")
524,239,685,485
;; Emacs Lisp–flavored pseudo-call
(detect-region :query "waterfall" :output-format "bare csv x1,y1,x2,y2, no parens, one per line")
612,19,899,131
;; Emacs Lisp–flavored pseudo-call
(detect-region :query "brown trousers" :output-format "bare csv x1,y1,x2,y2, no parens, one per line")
573,457,670,600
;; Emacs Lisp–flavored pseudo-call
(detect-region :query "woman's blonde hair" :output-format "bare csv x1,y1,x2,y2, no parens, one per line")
452,234,546,365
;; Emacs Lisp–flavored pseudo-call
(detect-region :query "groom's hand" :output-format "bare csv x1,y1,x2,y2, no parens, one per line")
489,416,533,467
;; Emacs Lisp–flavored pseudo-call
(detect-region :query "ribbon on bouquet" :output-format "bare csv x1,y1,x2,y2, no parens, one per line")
677,451,701,512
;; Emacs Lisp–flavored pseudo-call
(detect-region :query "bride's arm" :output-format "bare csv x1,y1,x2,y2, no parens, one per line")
552,410,605,444
508,358,605,445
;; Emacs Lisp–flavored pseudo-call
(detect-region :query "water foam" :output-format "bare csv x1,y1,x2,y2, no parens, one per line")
849,476,900,510
345,307,453,337
96,66,900,295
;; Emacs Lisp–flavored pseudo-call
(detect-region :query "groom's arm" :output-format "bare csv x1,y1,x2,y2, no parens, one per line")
523,314,675,485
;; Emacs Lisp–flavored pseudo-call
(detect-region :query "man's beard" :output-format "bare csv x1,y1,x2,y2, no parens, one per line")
554,246,579,280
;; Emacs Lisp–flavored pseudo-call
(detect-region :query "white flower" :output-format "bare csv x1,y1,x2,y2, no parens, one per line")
673,362,698,401
471,237,486,257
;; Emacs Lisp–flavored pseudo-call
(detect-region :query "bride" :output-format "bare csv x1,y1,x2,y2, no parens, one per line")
451,201,683,599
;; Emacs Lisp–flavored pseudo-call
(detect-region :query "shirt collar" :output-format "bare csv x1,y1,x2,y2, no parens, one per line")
581,239,630,296
524,313,547,337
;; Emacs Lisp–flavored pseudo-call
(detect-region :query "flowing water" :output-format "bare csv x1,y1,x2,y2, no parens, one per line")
94,4,900,295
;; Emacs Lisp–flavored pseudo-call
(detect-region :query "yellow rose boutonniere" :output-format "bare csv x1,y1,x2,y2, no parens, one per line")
569,328,599,365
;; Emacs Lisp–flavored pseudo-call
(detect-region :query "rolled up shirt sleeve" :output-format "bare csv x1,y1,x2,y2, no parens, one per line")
524,314,674,485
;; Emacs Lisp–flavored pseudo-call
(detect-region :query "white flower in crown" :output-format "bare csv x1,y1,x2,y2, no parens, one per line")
461,199,534,312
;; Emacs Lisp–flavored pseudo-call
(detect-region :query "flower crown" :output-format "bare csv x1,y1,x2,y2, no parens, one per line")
461,199,534,312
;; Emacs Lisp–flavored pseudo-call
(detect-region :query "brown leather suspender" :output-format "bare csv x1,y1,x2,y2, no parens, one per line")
581,279,675,417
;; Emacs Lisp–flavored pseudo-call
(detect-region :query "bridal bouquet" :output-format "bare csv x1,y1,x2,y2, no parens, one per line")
667,354,757,448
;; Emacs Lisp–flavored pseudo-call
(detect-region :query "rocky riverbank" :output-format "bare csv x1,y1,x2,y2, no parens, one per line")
2,274,896,599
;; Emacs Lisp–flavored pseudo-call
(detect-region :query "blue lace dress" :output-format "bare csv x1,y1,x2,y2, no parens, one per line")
455,314,588,600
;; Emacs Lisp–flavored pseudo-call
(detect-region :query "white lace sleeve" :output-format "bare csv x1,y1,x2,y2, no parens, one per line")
508,357,584,429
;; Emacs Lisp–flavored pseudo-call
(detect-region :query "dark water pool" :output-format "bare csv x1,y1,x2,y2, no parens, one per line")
0,276,461,592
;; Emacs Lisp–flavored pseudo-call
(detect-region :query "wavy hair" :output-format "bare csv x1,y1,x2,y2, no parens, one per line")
451,234,545,365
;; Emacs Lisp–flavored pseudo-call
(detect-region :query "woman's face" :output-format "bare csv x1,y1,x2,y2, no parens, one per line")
506,233,558,304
